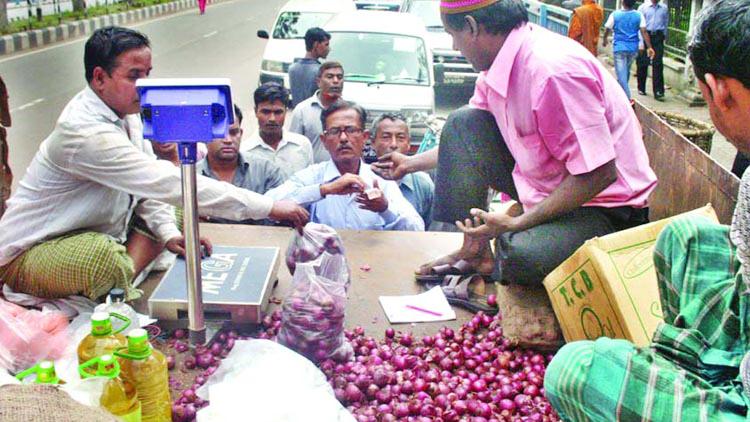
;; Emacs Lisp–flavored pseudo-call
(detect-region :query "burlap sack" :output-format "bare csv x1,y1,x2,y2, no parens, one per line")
495,283,564,351
0,384,117,422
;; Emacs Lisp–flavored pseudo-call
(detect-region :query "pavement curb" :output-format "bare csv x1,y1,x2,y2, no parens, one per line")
0,0,212,56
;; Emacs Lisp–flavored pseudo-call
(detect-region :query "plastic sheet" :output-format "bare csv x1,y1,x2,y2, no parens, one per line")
196,340,354,422
0,298,69,373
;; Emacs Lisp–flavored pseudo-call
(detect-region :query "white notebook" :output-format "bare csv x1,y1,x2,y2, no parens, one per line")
378,286,457,323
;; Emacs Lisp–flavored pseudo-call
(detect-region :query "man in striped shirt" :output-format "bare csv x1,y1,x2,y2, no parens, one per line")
544,1,750,420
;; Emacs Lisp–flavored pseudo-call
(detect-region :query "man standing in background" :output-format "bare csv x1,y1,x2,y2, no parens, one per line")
637,0,669,100
288,27,331,108
568,0,604,56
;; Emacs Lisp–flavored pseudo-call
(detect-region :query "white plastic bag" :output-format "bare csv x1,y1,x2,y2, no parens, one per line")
196,340,355,422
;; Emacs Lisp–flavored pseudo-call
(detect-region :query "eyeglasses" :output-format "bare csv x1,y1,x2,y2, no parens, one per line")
322,126,363,138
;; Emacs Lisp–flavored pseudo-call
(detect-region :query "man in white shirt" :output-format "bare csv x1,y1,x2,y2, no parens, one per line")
241,83,313,179
267,101,423,231
289,62,344,163
0,27,308,301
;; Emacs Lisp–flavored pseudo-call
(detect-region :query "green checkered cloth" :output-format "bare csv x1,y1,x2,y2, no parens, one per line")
0,231,138,301
545,216,749,421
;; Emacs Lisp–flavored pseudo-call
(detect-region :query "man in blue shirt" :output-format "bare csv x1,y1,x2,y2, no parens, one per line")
636,0,669,100
370,112,434,229
267,101,424,231
603,0,655,99
288,27,330,108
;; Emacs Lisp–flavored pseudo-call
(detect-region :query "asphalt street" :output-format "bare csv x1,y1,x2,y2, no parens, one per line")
0,0,472,192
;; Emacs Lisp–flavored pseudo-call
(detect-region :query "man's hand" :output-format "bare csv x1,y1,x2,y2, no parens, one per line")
269,200,310,231
456,208,520,240
165,235,213,257
355,179,389,213
372,151,410,180
320,173,367,196
647,47,656,59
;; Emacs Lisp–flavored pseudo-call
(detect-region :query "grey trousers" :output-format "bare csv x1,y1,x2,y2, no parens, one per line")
433,107,648,285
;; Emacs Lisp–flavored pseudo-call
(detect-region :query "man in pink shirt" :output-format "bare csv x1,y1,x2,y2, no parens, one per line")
375,0,656,286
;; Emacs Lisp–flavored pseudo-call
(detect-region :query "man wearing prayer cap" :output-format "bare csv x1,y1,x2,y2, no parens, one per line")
374,0,657,288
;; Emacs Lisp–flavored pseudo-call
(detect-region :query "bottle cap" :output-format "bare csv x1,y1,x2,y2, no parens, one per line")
37,361,60,384
109,288,125,303
91,312,112,336
125,328,152,359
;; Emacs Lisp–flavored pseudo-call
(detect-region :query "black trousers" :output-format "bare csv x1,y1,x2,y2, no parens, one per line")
636,31,665,96
432,107,648,285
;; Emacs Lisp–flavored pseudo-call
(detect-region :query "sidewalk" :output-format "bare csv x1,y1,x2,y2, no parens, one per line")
601,57,736,172
0,0,216,56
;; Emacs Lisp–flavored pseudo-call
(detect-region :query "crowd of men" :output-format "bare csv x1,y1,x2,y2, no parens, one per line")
0,0,747,419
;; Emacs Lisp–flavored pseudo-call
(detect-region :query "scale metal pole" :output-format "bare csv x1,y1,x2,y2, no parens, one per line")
179,142,206,345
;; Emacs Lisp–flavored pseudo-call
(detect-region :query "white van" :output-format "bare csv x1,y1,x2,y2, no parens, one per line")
256,0,355,88
324,10,435,144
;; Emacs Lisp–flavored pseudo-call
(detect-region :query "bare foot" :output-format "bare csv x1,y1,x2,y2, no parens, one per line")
416,232,495,275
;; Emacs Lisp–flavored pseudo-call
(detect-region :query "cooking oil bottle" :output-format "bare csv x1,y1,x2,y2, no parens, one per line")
116,328,171,422
15,360,64,384
79,354,141,422
77,311,130,372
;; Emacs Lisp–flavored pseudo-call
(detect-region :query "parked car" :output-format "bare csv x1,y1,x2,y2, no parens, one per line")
353,0,404,11
401,0,477,90
256,0,355,88
324,10,435,146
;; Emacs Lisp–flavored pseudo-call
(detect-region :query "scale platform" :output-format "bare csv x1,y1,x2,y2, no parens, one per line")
148,246,280,325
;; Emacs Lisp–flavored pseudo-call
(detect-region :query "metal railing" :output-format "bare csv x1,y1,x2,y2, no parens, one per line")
524,0,573,36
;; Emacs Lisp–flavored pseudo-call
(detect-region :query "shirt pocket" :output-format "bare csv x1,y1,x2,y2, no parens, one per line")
511,131,555,180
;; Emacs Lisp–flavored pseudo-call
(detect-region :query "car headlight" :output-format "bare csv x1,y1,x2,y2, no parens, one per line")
261,60,286,73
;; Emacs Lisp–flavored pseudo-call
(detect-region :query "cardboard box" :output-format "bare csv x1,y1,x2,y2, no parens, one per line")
542,204,718,346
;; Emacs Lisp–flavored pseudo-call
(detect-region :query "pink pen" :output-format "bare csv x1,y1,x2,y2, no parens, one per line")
405,304,442,317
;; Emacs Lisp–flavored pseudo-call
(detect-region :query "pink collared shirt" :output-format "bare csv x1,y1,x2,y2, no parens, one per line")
470,23,657,210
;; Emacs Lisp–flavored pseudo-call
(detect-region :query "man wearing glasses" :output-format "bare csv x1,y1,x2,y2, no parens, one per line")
267,101,424,231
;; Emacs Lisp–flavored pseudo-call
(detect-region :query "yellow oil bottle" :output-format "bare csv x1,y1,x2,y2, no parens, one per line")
15,360,64,384
79,354,141,422
77,311,130,371
116,328,171,422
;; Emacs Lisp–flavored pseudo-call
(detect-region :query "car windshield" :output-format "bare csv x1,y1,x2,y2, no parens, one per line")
272,12,334,39
328,32,430,86
409,1,442,28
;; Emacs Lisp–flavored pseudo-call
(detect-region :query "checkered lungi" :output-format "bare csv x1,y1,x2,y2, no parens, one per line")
544,216,750,421
0,231,138,301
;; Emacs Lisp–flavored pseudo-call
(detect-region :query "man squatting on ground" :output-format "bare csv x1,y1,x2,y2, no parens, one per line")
0,27,308,301
546,1,750,419
374,0,657,287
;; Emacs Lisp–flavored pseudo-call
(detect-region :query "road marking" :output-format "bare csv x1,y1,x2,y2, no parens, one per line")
203,30,218,38
12,98,44,112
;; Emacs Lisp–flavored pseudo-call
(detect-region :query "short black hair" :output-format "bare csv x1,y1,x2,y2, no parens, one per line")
320,100,367,130
253,82,290,108
233,104,243,126
84,26,150,83
443,0,528,36
318,61,344,78
371,112,408,138
622,0,636,8
688,0,750,89
304,27,331,51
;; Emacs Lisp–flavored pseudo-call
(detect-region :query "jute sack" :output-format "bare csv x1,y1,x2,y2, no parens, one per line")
495,283,564,351
0,384,117,422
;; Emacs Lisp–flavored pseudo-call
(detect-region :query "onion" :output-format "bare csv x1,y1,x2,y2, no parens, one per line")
174,341,188,354
172,329,187,339
166,355,175,371
195,353,213,369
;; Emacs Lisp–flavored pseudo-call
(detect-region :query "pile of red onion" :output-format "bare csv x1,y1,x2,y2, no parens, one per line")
165,309,559,421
